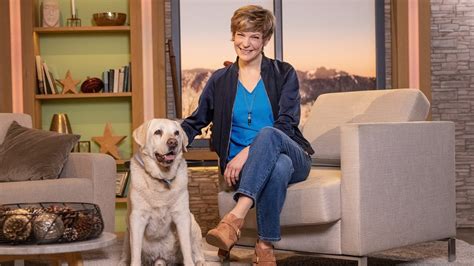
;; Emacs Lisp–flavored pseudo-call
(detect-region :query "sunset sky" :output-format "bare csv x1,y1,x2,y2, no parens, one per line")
180,0,375,77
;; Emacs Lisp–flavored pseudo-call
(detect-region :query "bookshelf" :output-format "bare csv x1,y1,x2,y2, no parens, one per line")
21,0,143,160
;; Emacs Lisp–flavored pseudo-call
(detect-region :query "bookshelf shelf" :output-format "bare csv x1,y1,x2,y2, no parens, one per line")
35,92,132,100
115,197,128,203
34,26,130,34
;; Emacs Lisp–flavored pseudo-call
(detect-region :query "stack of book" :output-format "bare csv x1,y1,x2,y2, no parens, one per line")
35,55,59,94
102,64,132,93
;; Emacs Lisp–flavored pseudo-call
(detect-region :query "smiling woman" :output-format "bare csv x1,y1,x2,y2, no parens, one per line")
177,0,273,122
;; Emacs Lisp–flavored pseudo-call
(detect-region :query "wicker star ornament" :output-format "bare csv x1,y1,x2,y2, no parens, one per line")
92,123,126,160
57,70,80,94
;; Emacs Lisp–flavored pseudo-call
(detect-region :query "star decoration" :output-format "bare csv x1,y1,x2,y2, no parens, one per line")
92,123,126,160
57,70,80,94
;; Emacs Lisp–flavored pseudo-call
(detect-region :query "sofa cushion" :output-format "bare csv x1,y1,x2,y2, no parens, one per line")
218,166,341,228
302,89,430,162
0,121,80,182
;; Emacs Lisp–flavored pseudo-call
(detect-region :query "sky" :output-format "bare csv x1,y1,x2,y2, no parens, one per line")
180,0,375,77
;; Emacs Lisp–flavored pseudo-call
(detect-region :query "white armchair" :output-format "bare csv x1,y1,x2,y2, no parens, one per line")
218,89,456,264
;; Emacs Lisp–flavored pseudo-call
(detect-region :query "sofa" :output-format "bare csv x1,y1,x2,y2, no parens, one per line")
218,89,456,264
0,113,116,232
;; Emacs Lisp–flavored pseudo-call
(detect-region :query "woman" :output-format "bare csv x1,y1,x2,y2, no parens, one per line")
181,5,314,265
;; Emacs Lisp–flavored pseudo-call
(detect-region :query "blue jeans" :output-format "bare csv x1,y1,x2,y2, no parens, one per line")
233,127,312,242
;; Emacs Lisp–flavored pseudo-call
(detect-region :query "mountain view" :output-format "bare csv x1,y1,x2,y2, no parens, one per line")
182,66,376,131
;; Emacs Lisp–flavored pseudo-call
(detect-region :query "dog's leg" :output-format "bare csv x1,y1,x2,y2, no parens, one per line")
190,214,205,265
130,210,149,266
174,211,194,266
118,227,131,266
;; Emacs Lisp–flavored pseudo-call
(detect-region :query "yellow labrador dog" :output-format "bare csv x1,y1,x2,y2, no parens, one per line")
118,119,205,266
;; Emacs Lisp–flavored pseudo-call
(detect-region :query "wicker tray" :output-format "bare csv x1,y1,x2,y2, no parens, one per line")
0,202,104,245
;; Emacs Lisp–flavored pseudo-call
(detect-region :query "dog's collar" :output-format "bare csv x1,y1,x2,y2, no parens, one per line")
133,153,176,189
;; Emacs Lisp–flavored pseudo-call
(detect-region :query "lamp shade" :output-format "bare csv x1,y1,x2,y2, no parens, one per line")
50,113,73,134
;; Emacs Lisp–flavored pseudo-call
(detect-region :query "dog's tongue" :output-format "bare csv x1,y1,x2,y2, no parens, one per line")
164,154,175,161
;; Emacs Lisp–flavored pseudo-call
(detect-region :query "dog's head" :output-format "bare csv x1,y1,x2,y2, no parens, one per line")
133,119,188,168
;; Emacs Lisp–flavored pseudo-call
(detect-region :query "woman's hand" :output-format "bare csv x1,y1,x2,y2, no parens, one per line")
224,146,250,186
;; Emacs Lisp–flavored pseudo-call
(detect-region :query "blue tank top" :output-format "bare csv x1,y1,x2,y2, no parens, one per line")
228,79,274,161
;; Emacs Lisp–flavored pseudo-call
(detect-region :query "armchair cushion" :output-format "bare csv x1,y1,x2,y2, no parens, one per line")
0,121,80,182
219,166,342,228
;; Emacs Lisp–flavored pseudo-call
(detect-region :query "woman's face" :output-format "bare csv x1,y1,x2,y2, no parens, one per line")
233,31,269,64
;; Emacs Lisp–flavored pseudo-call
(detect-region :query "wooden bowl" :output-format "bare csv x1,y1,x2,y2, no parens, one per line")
93,12,126,26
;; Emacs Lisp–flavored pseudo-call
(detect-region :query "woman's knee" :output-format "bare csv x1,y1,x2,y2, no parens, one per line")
253,127,282,145
270,154,293,184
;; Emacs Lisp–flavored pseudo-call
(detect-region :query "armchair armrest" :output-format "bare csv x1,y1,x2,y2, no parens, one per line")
340,121,455,255
60,153,116,232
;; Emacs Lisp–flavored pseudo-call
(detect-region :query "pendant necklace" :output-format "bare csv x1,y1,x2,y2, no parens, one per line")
242,87,257,126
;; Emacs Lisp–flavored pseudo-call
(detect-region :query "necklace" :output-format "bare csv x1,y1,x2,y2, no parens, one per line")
242,86,257,126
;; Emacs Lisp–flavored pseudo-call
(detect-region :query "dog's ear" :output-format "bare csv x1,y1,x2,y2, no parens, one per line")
176,121,188,152
133,120,151,148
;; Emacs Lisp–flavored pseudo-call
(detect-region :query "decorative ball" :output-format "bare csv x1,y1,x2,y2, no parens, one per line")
33,213,65,243
81,77,104,93
2,209,32,242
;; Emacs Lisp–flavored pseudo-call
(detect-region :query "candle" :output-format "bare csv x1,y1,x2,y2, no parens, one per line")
71,0,76,17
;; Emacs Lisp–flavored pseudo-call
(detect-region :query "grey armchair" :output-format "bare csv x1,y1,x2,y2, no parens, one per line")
0,113,116,232
218,89,456,265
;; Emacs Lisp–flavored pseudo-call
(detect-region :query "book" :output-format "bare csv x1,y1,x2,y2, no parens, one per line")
109,69,115,93
113,68,119,93
35,56,45,94
42,62,56,94
42,66,53,94
118,67,125,92
127,62,132,92
103,70,109,93
123,65,129,92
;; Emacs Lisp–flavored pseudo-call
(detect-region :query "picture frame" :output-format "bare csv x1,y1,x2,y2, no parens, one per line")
78,141,91,153
116,170,130,197
73,140,91,153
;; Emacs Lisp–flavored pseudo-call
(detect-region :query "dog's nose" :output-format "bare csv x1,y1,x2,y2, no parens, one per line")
167,138,178,149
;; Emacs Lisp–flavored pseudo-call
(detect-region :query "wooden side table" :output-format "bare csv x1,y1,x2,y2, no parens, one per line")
0,232,116,266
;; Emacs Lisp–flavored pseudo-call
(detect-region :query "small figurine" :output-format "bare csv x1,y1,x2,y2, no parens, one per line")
42,0,60,28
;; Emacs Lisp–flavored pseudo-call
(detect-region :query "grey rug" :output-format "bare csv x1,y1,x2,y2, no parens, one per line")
3,238,472,265
81,238,472,265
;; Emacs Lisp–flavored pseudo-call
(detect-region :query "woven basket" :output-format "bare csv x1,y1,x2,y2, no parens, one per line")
0,202,104,245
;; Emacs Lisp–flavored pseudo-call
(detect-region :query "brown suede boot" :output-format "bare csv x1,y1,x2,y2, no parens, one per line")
206,213,244,257
252,241,276,266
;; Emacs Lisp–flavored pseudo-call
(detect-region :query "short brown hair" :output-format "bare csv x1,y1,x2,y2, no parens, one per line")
231,5,275,42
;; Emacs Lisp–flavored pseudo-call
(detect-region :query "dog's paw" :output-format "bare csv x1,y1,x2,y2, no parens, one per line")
153,259,166,266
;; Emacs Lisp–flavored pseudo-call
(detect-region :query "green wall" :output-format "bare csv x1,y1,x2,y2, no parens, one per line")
40,0,129,27
115,202,127,232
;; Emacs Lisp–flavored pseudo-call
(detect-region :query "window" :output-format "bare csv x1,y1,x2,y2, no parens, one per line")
172,0,383,127
282,0,377,125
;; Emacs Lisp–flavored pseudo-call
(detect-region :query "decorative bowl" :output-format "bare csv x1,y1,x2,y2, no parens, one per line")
93,12,127,26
